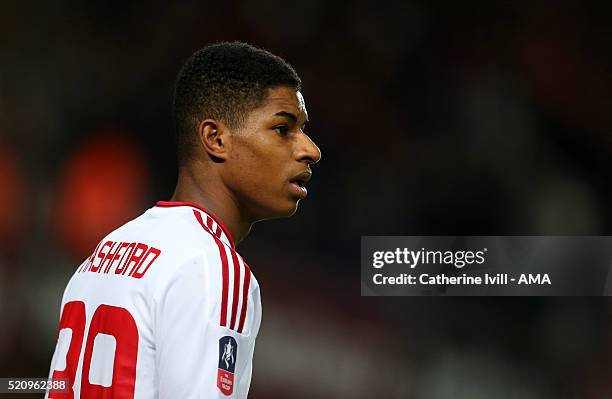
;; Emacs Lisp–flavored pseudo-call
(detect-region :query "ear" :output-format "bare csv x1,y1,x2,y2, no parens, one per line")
197,119,230,161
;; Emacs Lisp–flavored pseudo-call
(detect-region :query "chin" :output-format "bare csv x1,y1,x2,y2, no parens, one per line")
259,199,300,220
277,200,300,218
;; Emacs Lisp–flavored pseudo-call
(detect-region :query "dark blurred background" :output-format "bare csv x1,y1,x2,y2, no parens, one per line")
1,1,612,398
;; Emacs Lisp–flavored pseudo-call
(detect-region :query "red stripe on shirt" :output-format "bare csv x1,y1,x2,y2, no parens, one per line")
193,210,230,327
229,249,241,330
237,262,251,333
205,215,223,240
218,244,230,327
205,215,214,231
214,225,223,239
193,210,213,235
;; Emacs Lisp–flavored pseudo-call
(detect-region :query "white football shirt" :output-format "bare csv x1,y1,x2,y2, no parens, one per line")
45,201,262,399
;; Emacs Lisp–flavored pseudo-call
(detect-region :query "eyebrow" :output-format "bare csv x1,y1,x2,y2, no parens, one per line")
274,111,308,123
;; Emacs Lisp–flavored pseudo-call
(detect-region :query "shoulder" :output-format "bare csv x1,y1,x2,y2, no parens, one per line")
74,204,227,284
104,203,260,333
107,204,220,266
153,238,260,336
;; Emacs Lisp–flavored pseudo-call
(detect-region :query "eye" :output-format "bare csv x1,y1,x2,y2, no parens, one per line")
274,125,290,136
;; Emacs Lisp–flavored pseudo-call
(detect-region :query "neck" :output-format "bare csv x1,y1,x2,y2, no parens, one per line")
170,164,252,245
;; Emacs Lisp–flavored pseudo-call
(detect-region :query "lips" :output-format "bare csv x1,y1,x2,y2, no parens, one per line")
289,170,312,198
290,170,312,186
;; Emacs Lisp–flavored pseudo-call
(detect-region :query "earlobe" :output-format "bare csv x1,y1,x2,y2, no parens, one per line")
198,119,229,161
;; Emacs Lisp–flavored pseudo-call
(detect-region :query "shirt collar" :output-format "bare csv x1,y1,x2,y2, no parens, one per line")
155,201,235,248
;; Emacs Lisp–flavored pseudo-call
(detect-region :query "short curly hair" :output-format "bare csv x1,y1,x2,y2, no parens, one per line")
173,42,301,164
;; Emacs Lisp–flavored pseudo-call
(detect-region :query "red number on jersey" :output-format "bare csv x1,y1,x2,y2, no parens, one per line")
50,302,139,398
50,301,85,399
81,305,139,398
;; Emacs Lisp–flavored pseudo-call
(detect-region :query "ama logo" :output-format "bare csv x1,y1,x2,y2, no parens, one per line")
217,336,238,395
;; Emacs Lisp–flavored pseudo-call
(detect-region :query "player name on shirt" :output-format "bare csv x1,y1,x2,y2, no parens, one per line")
77,240,162,279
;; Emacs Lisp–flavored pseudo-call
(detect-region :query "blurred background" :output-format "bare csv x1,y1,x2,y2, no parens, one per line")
1,0,612,398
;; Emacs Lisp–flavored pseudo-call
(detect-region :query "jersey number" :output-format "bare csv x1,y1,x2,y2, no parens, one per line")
49,301,138,399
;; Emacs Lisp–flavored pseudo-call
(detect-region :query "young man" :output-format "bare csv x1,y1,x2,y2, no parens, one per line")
46,42,321,399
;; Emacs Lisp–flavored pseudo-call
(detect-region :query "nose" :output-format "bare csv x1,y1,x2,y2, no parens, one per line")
296,133,322,165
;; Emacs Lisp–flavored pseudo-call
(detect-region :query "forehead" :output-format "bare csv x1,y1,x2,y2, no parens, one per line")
258,87,308,119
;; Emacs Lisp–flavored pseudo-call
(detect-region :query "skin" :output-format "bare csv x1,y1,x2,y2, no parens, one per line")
171,86,322,244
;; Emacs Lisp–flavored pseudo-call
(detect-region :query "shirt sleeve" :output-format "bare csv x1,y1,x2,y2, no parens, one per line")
153,250,260,399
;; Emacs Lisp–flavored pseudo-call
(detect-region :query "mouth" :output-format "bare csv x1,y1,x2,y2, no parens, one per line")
292,178,306,188
289,170,312,199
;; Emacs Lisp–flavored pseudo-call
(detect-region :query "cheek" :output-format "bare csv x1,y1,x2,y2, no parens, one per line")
232,139,265,172
230,138,285,187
